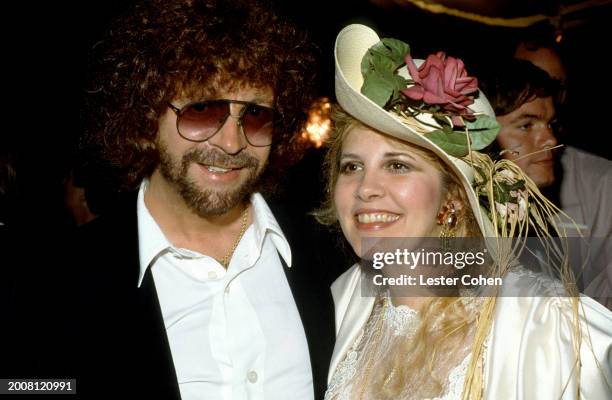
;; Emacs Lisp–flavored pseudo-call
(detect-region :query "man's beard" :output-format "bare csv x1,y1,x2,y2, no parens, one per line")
158,144,265,217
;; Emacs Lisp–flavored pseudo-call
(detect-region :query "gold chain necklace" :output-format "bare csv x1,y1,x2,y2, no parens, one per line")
217,206,249,269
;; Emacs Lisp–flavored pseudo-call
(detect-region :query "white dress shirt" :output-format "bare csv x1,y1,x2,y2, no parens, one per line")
136,182,313,400
556,146,612,309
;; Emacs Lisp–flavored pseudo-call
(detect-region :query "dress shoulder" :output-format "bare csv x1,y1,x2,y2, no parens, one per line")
485,268,612,399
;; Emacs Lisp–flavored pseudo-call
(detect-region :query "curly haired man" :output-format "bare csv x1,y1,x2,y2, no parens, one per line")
75,1,338,399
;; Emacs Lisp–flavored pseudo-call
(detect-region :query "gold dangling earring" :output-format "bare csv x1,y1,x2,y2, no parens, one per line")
437,203,457,252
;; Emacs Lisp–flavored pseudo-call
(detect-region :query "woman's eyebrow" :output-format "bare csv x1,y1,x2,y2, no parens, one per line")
383,151,417,161
339,153,361,159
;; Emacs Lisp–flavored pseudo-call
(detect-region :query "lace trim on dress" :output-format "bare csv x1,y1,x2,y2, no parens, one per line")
432,353,471,400
326,297,487,400
386,304,419,336
325,300,391,400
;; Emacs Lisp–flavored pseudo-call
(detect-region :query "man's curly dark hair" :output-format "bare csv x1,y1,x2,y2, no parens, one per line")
82,0,318,192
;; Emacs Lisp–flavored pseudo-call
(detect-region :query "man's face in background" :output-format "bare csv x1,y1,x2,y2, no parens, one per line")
496,96,558,188
511,44,565,188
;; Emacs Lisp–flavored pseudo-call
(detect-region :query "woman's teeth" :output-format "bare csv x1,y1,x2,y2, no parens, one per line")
357,213,400,223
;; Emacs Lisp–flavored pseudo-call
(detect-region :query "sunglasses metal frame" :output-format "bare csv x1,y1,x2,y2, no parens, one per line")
168,99,275,147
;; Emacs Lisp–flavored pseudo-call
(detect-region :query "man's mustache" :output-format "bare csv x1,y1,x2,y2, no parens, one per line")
182,148,259,170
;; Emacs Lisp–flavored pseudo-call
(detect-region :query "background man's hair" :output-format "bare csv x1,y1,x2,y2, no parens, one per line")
81,0,318,194
513,21,562,55
479,58,558,116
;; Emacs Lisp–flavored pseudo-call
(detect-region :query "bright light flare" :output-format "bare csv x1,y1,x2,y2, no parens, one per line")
301,97,331,148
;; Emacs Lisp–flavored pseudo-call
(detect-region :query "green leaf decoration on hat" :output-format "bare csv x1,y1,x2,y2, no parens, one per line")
464,115,500,150
424,126,470,157
423,116,499,157
360,38,410,107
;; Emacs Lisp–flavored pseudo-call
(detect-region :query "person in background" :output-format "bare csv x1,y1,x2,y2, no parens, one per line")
479,59,559,189
514,28,567,103
62,169,97,227
481,52,612,309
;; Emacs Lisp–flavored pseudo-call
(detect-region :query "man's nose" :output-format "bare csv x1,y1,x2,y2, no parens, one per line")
537,124,558,149
207,111,248,155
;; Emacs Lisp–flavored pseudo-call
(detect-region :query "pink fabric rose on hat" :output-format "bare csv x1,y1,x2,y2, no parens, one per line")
402,51,478,126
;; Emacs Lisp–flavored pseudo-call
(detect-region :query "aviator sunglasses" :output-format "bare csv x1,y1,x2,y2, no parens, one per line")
168,99,276,147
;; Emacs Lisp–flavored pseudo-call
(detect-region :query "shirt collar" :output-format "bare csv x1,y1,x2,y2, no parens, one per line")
250,192,292,268
136,182,292,287
137,180,173,287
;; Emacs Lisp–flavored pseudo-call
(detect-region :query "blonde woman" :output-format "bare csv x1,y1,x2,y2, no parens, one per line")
319,24,612,399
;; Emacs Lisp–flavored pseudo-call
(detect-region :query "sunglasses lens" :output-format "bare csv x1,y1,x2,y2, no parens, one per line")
178,101,229,140
175,100,274,146
242,104,274,146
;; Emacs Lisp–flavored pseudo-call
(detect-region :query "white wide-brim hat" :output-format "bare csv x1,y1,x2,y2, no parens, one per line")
334,24,497,238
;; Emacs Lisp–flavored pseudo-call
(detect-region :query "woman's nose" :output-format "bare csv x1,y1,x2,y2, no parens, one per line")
355,170,385,201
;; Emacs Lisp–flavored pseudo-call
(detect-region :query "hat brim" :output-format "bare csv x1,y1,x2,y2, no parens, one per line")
334,24,496,238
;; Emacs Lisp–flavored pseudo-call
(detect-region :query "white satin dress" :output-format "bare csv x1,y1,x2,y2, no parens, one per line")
326,265,612,399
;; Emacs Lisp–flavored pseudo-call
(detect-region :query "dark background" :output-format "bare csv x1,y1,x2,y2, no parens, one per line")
2,0,610,386
2,0,611,229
